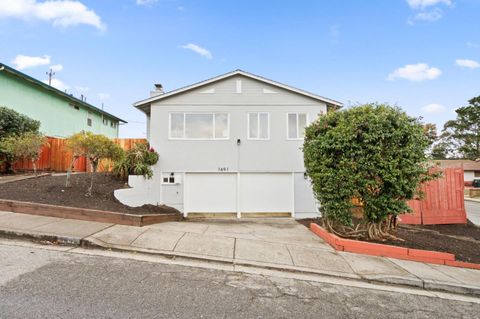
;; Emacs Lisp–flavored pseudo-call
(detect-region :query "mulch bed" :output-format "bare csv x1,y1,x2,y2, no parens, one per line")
0,173,180,216
299,218,480,264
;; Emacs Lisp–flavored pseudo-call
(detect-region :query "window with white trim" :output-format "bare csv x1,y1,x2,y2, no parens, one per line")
169,113,229,140
248,112,269,140
287,113,308,139
87,111,92,127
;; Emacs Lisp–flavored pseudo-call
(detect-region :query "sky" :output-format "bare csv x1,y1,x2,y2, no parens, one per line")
0,0,479,138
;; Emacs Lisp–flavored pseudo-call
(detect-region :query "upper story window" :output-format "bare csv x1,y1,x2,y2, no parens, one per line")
287,113,308,140
248,112,269,140
103,118,108,126
169,112,229,140
87,111,92,127
111,121,117,128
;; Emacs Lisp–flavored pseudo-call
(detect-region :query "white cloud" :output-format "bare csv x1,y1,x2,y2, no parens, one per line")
422,103,446,113
98,93,110,101
0,0,105,30
11,54,50,70
406,0,452,9
50,64,63,72
455,59,480,69
467,41,480,48
181,43,213,59
44,78,69,91
136,0,158,5
388,63,442,82
74,85,89,93
412,8,443,22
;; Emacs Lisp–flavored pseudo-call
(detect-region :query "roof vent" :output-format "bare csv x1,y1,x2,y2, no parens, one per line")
150,83,164,97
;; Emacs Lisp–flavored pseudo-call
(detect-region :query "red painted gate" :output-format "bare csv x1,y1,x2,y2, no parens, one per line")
400,168,467,225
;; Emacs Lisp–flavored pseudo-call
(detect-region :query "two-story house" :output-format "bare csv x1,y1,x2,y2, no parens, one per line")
116,70,342,218
0,62,126,138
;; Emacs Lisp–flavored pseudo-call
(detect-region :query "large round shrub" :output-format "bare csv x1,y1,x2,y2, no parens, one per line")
303,104,431,239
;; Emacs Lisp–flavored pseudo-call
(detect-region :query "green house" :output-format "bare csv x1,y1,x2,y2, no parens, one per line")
0,62,126,138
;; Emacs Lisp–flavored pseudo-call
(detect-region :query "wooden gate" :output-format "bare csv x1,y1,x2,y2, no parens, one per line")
400,168,467,225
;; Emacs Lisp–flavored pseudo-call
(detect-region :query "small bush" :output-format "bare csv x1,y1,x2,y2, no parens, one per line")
113,143,159,180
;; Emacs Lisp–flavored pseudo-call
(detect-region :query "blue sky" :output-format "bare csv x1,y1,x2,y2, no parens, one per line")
0,0,479,137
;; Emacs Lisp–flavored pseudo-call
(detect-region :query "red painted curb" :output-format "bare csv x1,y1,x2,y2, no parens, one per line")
309,223,479,270
445,260,480,270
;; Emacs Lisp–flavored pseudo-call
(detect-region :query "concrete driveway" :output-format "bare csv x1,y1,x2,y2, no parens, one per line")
88,218,339,270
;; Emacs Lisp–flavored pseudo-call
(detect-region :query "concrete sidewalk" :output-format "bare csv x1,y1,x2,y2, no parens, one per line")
1,210,480,296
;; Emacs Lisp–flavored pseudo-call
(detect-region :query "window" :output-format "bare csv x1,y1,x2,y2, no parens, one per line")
87,111,92,127
70,104,80,111
248,112,269,140
103,118,108,125
162,173,180,184
475,171,480,177
110,121,117,128
287,113,308,139
169,113,229,140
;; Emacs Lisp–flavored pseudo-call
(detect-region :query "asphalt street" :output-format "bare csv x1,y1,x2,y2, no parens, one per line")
0,242,479,319
465,200,480,225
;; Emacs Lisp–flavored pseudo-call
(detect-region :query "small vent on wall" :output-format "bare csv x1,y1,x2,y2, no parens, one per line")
200,88,215,94
263,88,277,94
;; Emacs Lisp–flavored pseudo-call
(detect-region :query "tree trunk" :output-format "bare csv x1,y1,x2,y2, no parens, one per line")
32,160,37,176
86,161,97,196
65,157,77,188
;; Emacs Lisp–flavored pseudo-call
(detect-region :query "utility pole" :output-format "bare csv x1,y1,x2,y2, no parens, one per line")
46,68,55,86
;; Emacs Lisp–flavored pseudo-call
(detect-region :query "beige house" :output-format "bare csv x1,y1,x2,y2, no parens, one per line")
436,160,480,184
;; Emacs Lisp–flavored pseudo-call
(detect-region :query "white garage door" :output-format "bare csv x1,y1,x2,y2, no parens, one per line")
240,173,293,213
185,173,293,215
185,173,237,213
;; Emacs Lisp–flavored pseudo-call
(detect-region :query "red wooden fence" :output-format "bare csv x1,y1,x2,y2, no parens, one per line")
12,137,147,173
400,168,467,225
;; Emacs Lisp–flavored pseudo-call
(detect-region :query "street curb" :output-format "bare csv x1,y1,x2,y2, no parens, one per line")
0,228,81,246
1,229,479,297
80,236,480,297
464,197,480,203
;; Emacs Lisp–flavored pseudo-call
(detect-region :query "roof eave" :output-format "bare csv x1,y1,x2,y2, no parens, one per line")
0,63,127,123
132,69,343,108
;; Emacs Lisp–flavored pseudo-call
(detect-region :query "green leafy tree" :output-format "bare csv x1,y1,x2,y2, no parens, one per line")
0,132,47,175
440,96,480,160
303,103,433,240
66,132,124,195
0,106,41,172
113,143,159,180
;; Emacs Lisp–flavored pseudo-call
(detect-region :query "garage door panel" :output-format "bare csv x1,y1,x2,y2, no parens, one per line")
240,173,292,213
186,173,237,213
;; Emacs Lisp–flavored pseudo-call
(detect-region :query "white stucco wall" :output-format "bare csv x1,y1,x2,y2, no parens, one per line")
114,175,161,207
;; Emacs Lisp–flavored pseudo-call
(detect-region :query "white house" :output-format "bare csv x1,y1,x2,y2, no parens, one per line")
115,70,342,218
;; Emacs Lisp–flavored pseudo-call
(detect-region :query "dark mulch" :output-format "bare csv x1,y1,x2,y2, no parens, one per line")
0,173,180,216
299,218,480,264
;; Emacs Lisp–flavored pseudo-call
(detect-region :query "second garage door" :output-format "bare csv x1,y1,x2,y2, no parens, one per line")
239,173,293,214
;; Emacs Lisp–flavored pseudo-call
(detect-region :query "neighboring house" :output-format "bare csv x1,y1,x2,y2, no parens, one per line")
436,159,480,185
0,62,126,138
117,70,342,218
